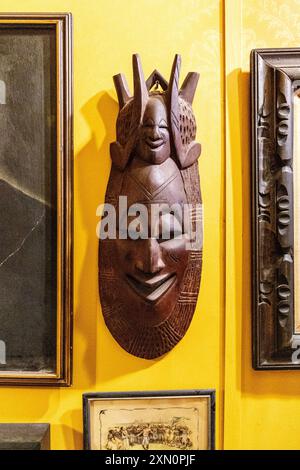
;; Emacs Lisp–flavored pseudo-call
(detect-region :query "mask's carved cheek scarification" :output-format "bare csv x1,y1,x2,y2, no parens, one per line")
99,54,203,359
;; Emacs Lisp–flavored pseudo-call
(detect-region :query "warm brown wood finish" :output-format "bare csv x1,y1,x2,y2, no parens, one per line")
99,55,202,359
252,48,300,369
0,14,73,385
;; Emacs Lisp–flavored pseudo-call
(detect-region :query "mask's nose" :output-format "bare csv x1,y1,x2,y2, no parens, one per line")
148,125,161,141
135,238,165,275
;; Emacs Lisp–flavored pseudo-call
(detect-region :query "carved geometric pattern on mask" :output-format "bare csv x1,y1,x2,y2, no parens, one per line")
171,109,180,132
127,170,179,201
181,162,201,205
99,159,202,357
168,252,180,263
189,252,202,260
189,206,202,221
100,229,201,359
179,98,197,148
129,323,182,359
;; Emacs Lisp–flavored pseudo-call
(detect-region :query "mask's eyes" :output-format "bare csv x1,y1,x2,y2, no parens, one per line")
143,118,154,128
159,119,168,130
157,213,183,241
142,119,168,130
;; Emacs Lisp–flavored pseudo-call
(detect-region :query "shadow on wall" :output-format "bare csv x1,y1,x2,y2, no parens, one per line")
227,69,300,397
60,409,83,450
75,91,116,388
75,91,158,389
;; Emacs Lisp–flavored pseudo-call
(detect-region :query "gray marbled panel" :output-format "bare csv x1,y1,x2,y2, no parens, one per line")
0,27,57,372
0,423,50,450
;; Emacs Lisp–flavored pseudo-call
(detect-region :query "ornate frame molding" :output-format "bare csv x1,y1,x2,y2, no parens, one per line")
252,48,300,369
0,13,73,386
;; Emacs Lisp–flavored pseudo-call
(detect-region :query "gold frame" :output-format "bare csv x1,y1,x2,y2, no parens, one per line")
0,14,73,386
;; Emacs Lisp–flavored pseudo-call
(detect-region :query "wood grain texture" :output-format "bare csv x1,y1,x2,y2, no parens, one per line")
99,55,202,359
251,48,300,369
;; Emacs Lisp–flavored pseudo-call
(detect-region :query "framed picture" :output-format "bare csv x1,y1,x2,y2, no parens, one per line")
0,14,73,385
251,48,300,369
83,390,215,450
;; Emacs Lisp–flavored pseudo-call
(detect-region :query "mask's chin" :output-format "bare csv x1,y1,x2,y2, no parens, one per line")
137,142,170,164
125,272,177,303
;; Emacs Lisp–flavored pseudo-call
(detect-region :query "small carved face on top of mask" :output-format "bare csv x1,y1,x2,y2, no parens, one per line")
135,95,170,165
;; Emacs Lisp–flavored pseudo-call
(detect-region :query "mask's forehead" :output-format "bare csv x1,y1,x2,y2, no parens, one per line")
120,158,187,207
142,95,167,125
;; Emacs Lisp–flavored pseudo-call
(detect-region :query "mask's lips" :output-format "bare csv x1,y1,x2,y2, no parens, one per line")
126,272,176,303
145,138,164,150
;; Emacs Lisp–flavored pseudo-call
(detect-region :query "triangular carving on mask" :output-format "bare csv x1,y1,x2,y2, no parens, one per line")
146,69,168,92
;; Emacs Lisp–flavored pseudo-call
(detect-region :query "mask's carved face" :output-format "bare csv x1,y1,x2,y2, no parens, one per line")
115,159,189,326
136,96,170,165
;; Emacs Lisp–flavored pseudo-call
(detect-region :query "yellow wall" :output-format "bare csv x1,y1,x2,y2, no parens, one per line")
0,0,224,449
224,0,300,450
1,0,298,451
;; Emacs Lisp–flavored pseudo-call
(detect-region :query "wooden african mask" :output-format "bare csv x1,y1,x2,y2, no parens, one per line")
99,54,202,359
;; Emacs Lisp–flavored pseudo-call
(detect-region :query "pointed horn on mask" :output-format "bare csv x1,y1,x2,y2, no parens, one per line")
167,55,201,169
180,72,199,104
168,54,185,167
113,73,131,109
132,53,148,128
110,54,148,170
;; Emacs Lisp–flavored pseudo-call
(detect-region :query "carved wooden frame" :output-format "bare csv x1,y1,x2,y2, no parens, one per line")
0,14,73,385
252,48,300,369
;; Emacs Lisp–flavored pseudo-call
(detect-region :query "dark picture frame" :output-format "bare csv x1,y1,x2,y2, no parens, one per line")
251,48,300,369
83,389,215,450
0,14,73,385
